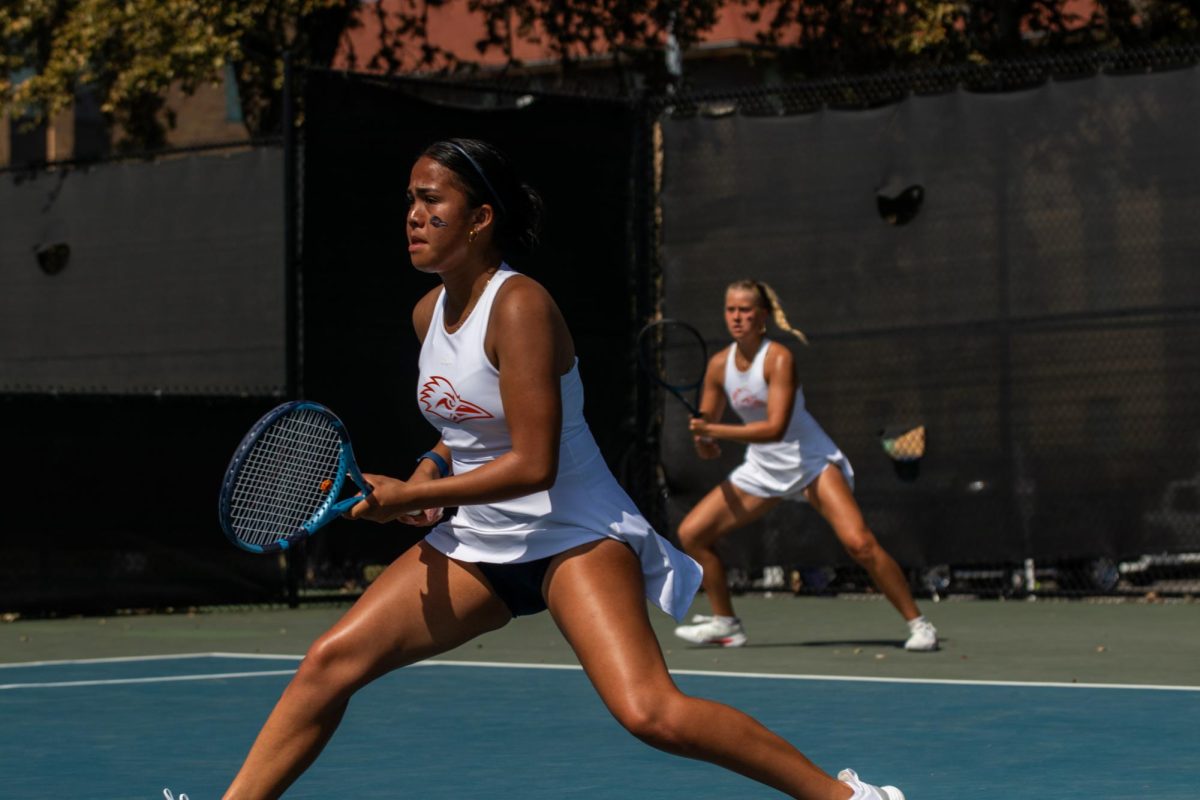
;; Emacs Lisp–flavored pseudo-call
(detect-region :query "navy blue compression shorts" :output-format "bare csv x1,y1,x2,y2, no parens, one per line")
476,556,554,617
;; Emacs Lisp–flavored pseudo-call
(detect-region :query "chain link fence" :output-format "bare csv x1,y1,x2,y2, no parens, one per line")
5,45,1198,613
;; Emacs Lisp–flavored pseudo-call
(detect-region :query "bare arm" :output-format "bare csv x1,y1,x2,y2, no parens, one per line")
689,343,797,445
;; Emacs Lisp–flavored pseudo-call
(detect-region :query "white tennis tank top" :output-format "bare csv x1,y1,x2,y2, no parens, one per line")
723,339,841,474
416,267,588,467
417,266,701,620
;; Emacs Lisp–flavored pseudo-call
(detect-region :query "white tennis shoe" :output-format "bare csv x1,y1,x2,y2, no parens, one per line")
162,790,189,800
838,768,905,800
673,615,747,647
904,617,939,651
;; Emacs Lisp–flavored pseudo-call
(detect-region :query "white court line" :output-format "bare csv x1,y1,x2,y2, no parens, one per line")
2,652,1197,693
420,659,1200,692
0,653,304,691
0,652,303,669
0,669,298,690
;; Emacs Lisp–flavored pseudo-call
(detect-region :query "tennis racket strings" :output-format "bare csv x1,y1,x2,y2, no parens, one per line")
638,319,708,417
655,321,707,389
226,407,345,548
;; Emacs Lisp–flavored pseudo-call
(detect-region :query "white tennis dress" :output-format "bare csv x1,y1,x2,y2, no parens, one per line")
724,339,854,500
418,266,702,621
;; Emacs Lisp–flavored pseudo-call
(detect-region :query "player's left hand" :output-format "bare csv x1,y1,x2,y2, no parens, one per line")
688,417,711,437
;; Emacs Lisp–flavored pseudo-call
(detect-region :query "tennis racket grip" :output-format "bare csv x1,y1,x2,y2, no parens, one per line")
328,474,374,515
685,408,715,444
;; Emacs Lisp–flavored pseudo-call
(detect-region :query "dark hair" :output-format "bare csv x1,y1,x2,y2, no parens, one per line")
421,138,544,259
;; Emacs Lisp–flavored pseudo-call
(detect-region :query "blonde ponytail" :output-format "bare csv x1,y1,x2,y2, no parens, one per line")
727,279,809,345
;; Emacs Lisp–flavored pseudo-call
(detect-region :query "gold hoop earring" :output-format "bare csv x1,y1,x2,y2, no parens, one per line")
468,229,478,243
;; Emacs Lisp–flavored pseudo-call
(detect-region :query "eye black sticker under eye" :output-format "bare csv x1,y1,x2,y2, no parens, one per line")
430,216,448,228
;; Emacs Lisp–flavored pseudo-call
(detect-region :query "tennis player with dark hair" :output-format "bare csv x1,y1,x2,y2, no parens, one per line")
672,280,938,652
221,140,905,800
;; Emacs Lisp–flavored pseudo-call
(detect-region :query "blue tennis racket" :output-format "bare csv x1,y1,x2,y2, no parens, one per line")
219,401,372,553
637,318,708,417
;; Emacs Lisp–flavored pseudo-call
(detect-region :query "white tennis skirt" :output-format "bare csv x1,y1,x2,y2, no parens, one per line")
729,450,855,502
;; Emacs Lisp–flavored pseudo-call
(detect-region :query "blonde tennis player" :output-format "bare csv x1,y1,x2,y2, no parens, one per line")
672,280,938,653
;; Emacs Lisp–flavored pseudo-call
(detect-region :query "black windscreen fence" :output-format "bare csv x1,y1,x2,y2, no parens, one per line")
658,64,1200,595
1,146,290,614
0,146,290,614
0,395,291,612
0,148,286,395
5,50,1199,614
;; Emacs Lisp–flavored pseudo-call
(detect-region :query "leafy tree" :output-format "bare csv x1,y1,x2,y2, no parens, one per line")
2,0,1196,153
1,0,355,151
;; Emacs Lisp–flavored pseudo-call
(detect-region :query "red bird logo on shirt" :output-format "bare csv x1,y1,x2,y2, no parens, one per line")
419,376,495,423
730,387,767,411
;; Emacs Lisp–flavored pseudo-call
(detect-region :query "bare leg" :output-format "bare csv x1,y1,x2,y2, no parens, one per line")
545,539,852,800
222,542,511,799
805,466,921,621
676,482,780,617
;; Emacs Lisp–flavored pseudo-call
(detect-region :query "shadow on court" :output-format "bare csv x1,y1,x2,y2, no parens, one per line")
673,639,909,650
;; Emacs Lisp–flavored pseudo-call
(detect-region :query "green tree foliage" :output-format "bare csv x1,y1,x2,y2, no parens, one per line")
2,1,1196,152
0,0,354,150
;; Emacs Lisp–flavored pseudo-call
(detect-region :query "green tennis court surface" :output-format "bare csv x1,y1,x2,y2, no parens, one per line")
4,595,1198,798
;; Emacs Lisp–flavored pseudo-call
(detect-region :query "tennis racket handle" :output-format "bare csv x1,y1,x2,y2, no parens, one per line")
330,491,371,514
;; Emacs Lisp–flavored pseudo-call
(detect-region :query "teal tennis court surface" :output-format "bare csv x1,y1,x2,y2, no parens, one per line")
2,651,1197,799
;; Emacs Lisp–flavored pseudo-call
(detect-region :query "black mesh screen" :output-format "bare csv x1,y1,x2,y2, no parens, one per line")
0,395,289,613
0,147,286,395
8,49,1199,612
659,64,1200,595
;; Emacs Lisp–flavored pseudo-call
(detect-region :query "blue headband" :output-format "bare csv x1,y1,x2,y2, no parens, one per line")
447,142,508,217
